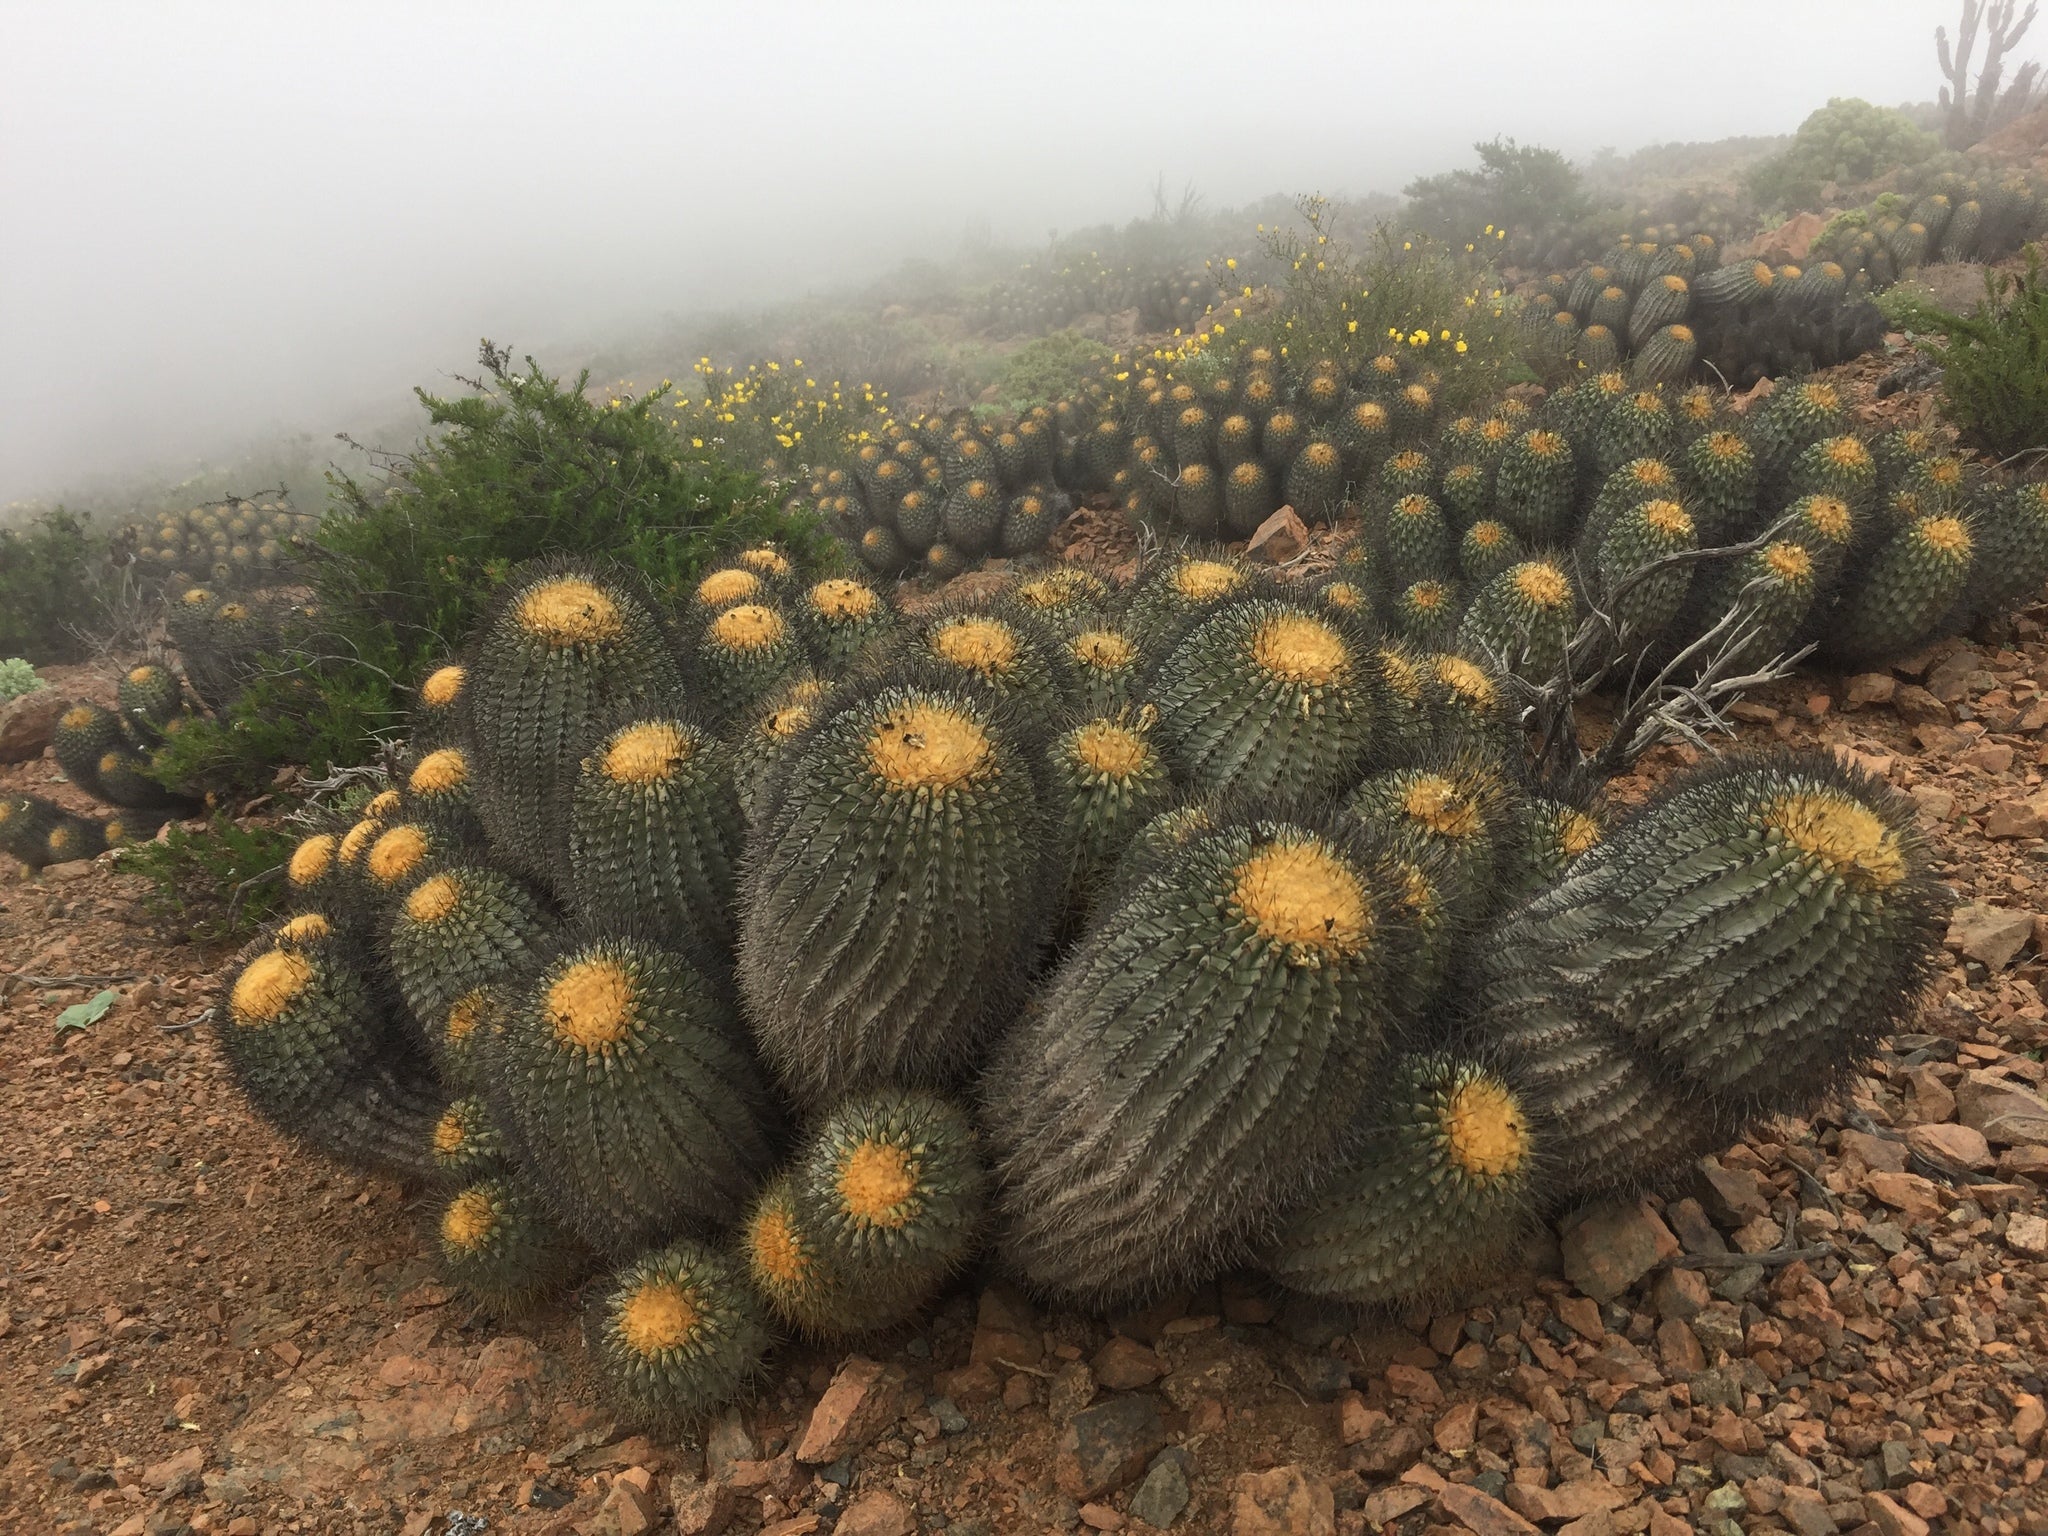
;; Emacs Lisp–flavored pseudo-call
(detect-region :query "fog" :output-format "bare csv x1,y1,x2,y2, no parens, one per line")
1,1,1951,507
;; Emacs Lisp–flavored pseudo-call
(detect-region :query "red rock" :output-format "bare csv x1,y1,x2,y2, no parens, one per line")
1247,506,1310,564
1385,1362,1444,1404
2007,1212,2048,1257
1365,1486,1432,1525
1906,1120,1991,1168
761,1517,824,1536
1651,1267,1710,1321
1079,1502,1126,1531
599,1474,660,1536
142,1444,206,1490
794,1356,906,1463
1902,1066,1958,1124
1698,1160,1772,1224
1838,1129,1908,1173
2000,1144,2048,1178
1554,1294,1604,1342
1898,1484,1945,1521
1337,1392,1388,1446
932,1361,999,1403
1864,1171,1943,1225
1864,1492,1930,1536
1440,1481,1542,1536
1845,673,1896,707
1948,903,2036,965
2012,1392,2046,1448
1233,1465,1335,1536
1890,683,1949,726
969,1284,1043,1370
1559,1199,1679,1302
1054,1394,1165,1500
670,1480,738,1536
1503,1480,1630,1523
836,1490,915,1536
1778,1486,1838,1536
1434,1400,1479,1453
0,688,68,763
1655,1317,1705,1375
1958,1075,2048,1145
1091,1335,1166,1391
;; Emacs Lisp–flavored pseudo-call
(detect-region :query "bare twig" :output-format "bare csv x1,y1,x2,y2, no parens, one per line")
1664,1246,1833,1270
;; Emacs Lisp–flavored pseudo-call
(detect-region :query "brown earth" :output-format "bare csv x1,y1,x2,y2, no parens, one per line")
6,374,2048,1536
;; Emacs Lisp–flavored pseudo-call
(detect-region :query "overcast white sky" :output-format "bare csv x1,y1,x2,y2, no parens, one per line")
0,1,1984,505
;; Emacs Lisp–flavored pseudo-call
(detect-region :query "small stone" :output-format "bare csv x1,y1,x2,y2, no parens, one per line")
1559,1199,1679,1302
2012,1393,2045,1448
1958,1076,2048,1145
1554,1294,1604,1342
671,1479,738,1536
1864,1492,1930,1536
1651,1267,1710,1321
1864,1170,1943,1225
1439,1482,1541,1536
0,688,67,763
706,1406,754,1476
1890,683,1949,725
1698,1162,1771,1225
2007,1213,2048,1258
795,1357,906,1463
1845,674,1896,707
1055,1394,1166,1501
929,1396,969,1435
1949,903,2036,966
835,1490,914,1536
1902,1066,1957,1124
1906,1120,1991,1168
1434,1400,1479,1454
1779,1486,1838,1536
1092,1336,1166,1391
142,1446,205,1491
1729,1215,1784,1254
1247,506,1309,564
1898,1485,1945,1521
1079,1503,1125,1532
1233,1465,1335,1536
1049,1360,1097,1424
1385,1362,1443,1405
970,1284,1043,1369
600,1475,660,1536
1130,1455,1192,1530
1655,1317,1705,1375
1349,1419,1426,1477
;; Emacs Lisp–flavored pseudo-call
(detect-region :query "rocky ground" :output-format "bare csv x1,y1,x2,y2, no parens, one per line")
5,376,2048,1536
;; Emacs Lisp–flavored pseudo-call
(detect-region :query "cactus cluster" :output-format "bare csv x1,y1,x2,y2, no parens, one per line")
116,496,317,590
209,527,1949,1429
1811,167,2044,295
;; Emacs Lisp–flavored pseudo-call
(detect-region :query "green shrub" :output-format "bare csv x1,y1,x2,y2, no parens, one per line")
995,332,1114,413
150,669,398,799
0,509,104,663
1403,138,1594,268
1888,246,2048,458
1746,99,1939,212
0,658,41,702
122,815,296,944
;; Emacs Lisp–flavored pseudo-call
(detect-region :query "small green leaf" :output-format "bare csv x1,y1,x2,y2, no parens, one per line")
54,989,120,1034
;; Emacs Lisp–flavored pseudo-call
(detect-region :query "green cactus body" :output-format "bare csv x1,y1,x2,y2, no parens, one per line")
568,715,743,960
93,747,178,809
52,702,126,799
1701,539,1820,672
387,864,558,1031
1127,552,1259,645
429,1095,510,1182
117,663,184,742
1627,274,1692,348
1344,760,1516,931
1150,597,1378,802
1901,455,1970,512
1047,713,1176,925
1456,561,1578,683
909,608,1069,714
467,563,680,883
794,576,892,674
858,524,911,575
942,432,998,491
1384,493,1455,588
1459,519,1525,587
1788,436,1879,519
1494,430,1576,546
1000,489,1061,555
693,603,804,722
1669,385,1720,446
1286,440,1347,523
1338,399,1393,476
792,1089,987,1294
1265,1053,1544,1305
1393,579,1463,649
742,1175,917,1339
1495,798,1605,905
1376,448,1435,509
1260,409,1308,477
1829,514,1976,664
1,793,64,868
1224,458,1277,537
435,1177,584,1311
688,565,772,626
1594,389,1677,478
1215,412,1258,466
891,487,941,551
986,817,1420,1306
1692,258,1773,306
1573,323,1620,374
219,933,389,1130
725,673,832,829
1779,494,1858,593
737,677,1049,1107
1174,462,1224,537
1581,457,1683,565
941,479,1007,557
490,938,778,1253
1597,499,1698,644
1565,265,1613,317
1963,483,2048,621
587,1241,770,1430
39,811,104,865
1436,462,1489,530
1589,284,1632,334
1683,430,1757,544
1482,753,1944,1113
411,662,469,747
1750,380,1847,491
1630,325,1698,388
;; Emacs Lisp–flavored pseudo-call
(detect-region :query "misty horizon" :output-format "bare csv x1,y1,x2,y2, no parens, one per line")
0,1,1975,510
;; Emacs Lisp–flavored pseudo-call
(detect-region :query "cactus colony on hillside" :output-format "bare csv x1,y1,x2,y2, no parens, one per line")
211,528,1951,1432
